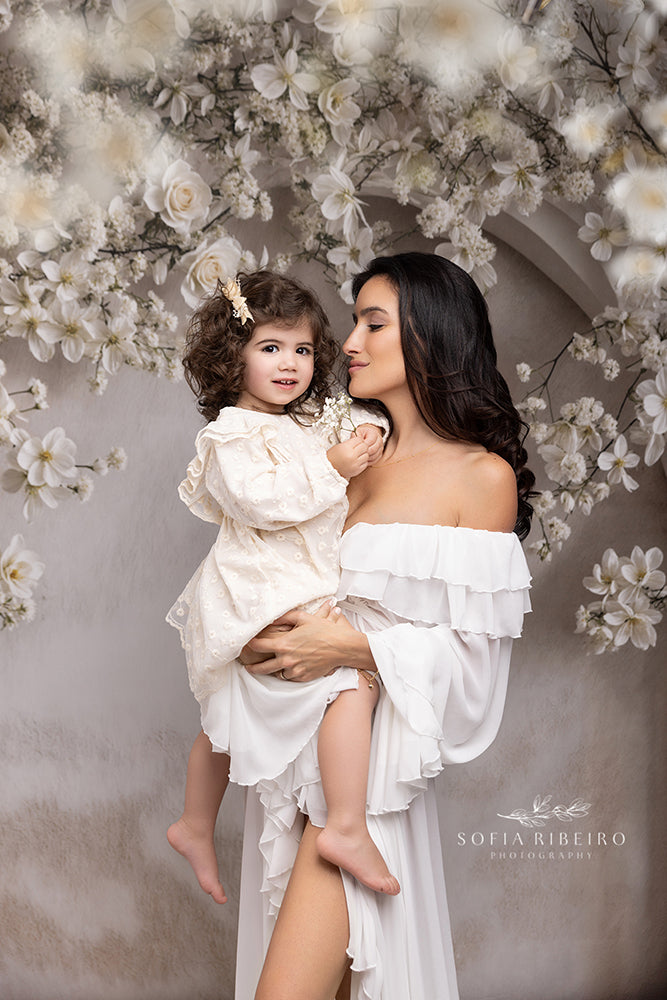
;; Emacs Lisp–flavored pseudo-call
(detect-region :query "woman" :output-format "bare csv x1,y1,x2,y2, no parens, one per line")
237,252,533,1000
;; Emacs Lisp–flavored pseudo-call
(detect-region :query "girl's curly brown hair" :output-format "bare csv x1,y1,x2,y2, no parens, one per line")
182,270,340,423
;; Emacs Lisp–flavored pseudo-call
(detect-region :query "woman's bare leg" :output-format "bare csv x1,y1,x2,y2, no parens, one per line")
317,682,400,895
255,821,351,1000
167,730,229,904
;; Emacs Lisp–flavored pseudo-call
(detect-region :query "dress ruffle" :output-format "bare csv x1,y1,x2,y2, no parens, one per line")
338,522,531,638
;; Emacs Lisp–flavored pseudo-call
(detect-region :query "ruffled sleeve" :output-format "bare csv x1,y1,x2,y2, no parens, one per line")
178,408,348,529
337,523,531,814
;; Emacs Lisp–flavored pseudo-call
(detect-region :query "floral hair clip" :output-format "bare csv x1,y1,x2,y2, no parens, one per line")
220,277,253,325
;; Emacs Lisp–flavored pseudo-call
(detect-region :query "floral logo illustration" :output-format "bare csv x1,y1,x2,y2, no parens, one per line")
498,794,591,828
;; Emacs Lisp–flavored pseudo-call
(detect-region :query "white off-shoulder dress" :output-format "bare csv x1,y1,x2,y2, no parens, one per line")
234,521,531,1000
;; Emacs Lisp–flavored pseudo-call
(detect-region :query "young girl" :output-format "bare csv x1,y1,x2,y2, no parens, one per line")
166,270,400,906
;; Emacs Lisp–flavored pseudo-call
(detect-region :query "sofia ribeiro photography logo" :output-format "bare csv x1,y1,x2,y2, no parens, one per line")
457,794,627,862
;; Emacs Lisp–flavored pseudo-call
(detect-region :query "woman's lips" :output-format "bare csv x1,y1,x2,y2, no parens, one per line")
348,363,368,374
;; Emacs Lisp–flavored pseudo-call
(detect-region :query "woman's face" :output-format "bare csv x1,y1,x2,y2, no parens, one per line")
343,275,406,401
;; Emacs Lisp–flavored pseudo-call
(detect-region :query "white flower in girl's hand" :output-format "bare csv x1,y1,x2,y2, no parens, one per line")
315,394,357,439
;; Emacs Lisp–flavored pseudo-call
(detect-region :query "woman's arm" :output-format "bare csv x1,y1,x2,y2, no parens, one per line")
244,604,376,681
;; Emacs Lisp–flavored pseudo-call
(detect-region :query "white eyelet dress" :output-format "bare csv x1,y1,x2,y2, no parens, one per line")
166,404,383,785
233,521,531,1000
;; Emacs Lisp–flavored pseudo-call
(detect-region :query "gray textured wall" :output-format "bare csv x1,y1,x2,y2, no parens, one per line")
1,205,665,1000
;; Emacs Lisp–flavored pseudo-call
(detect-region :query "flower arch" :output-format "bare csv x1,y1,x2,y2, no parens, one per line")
0,0,665,650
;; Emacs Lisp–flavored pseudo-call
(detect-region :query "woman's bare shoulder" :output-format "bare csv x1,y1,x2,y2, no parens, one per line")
456,451,518,533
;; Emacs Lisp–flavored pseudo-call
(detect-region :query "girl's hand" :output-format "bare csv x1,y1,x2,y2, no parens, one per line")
356,423,385,465
327,436,370,480
244,601,375,681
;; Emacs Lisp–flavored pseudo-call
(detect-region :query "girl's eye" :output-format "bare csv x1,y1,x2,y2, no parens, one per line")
297,346,313,355
261,345,278,353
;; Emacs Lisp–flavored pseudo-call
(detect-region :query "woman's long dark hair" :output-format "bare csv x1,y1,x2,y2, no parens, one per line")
351,253,535,540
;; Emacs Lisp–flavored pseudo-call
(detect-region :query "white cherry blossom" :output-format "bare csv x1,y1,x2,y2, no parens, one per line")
317,79,361,146
153,76,209,125
99,315,141,374
311,163,368,238
5,300,62,362
0,275,45,315
17,426,77,487
583,548,625,600
597,434,639,491
615,41,655,91
638,367,667,436
327,226,374,274
41,251,90,302
604,594,662,650
0,383,23,443
225,135,261,176
0,534,44,600
250,49,319,111
50,299,103,363
497,27,537,91
303,0,387,63
619,546,666,605
539,435,588,486
494,157,546,202
577,209,628,261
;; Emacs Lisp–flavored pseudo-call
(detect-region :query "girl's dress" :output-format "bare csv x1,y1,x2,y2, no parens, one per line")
166,404,378,785
233,521,532,1000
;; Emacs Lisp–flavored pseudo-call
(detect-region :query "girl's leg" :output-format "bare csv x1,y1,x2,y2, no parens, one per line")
167,730,229,904
316,679,400,895
255,820,351,1000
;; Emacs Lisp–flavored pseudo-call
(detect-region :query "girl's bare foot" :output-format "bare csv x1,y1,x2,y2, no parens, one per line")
317,825,400,896
167,817,227,904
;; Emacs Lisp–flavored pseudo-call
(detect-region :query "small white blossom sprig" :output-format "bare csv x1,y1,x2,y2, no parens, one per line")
497,794,591,828
220,279,253,325
0,534,44,630
576,546,666,654
314,393,358,441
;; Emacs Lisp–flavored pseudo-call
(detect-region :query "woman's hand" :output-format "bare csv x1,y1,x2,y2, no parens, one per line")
244,601,375,681
238,622,291,669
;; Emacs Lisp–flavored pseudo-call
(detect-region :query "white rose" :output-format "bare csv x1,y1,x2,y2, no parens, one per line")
180,236,243,308
144,160,212,235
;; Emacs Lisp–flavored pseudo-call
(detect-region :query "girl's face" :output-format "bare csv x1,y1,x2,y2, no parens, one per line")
237,320,315,413
343,275,406,401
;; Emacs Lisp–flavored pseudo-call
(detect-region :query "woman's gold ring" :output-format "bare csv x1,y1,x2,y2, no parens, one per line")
279,669,287,680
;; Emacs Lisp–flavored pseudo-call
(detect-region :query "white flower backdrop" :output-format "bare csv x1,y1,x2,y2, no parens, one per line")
0,0,666,654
